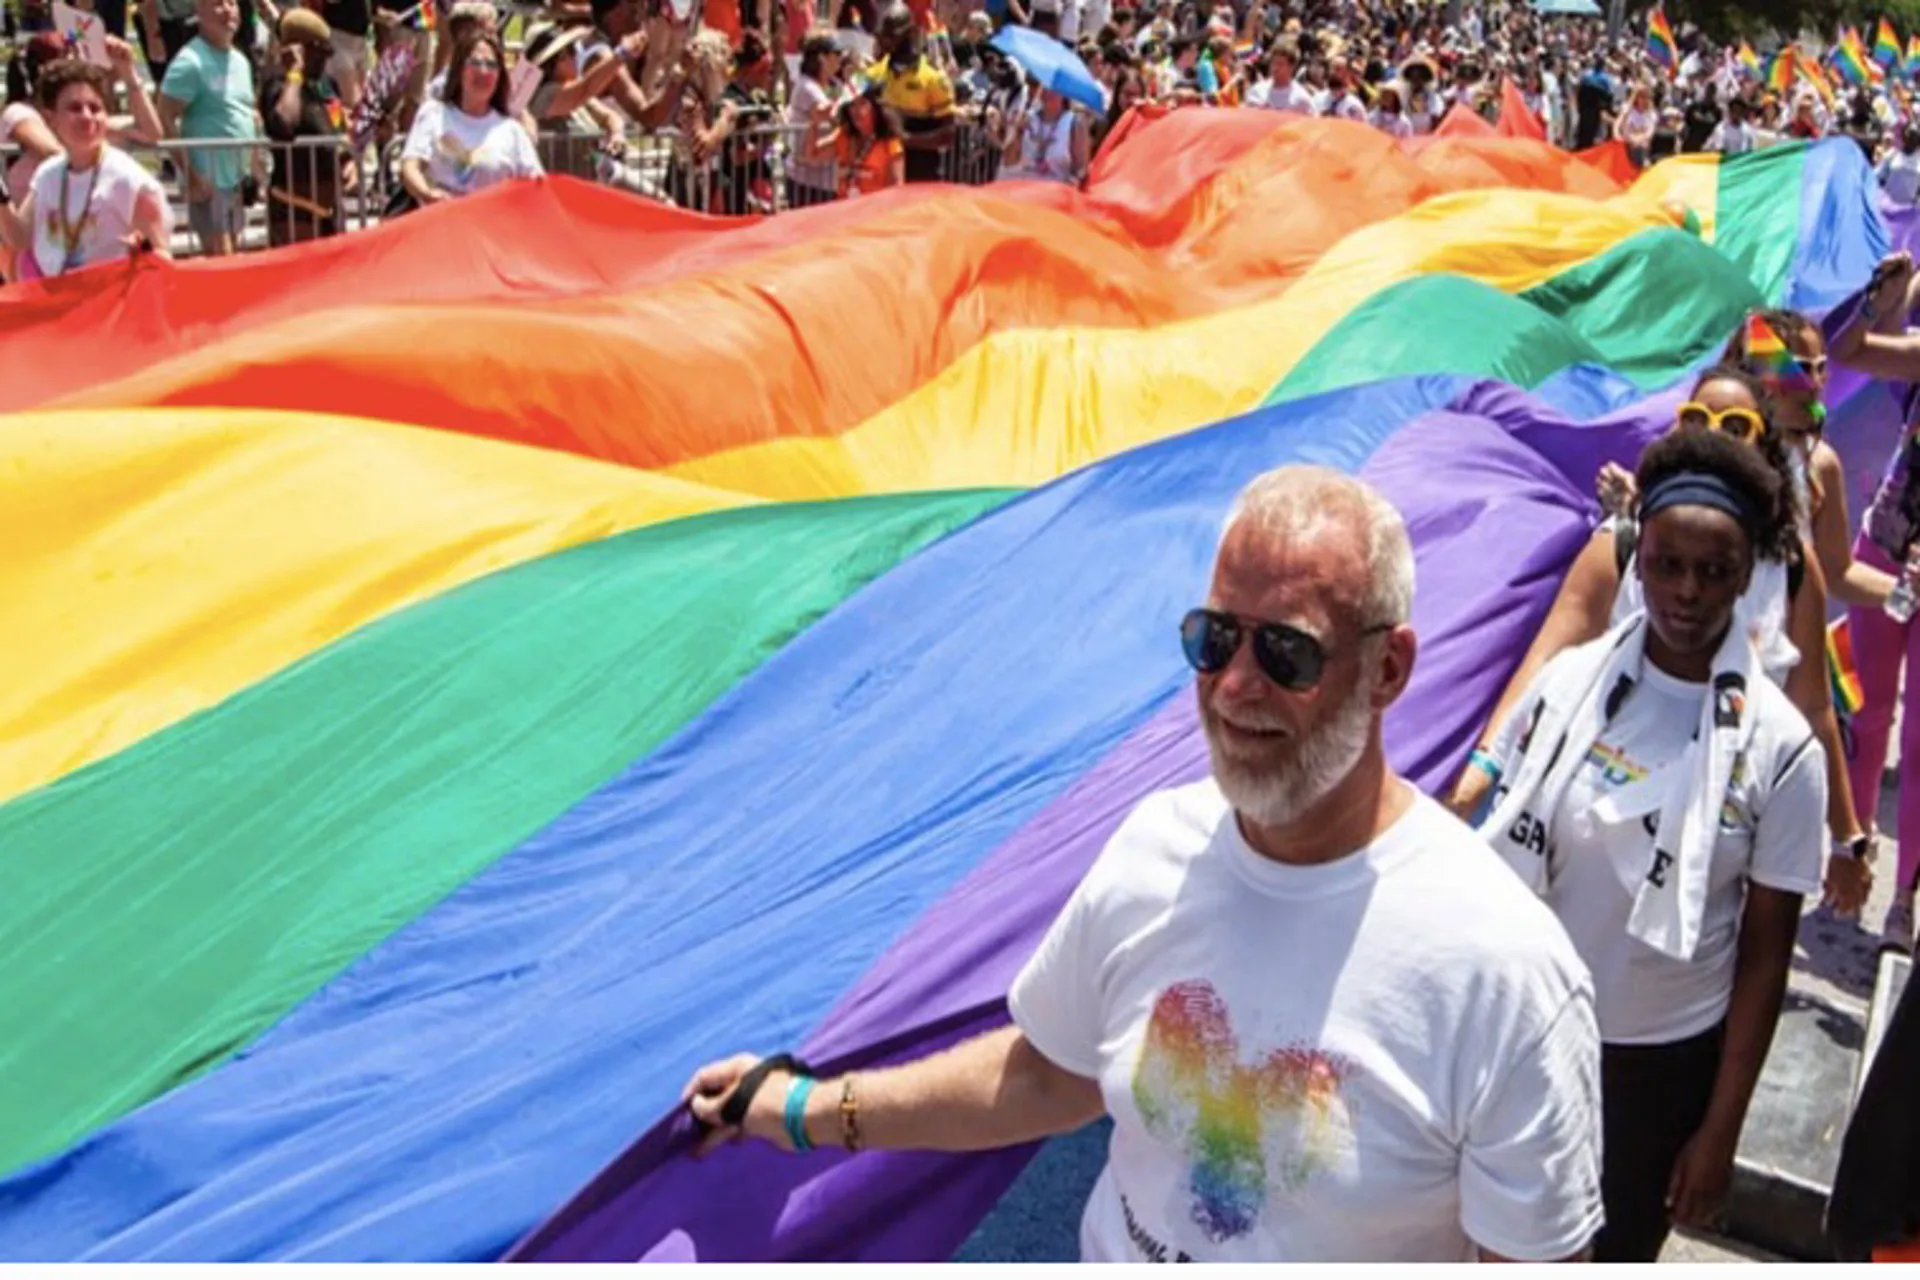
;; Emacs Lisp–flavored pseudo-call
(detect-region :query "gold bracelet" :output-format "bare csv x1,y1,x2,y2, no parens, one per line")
839,1074,861,1152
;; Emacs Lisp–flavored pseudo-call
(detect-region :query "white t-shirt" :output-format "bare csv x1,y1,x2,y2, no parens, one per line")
1246,77,1318,115
1325,92,1367,123
1708,120,1755,155
1882,149,1920,205
1407,89,1439,133
28,147,170,278
401,99,544,196
1492,663,1824,1045
1079,0,1109,42
1009,781,1603,1263
785,74,836,192
1372,109,1412,138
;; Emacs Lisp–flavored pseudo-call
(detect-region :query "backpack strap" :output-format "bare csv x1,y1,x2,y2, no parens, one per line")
1613,516,1638,578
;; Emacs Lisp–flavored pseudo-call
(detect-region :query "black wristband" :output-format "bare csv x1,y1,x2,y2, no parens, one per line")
692,1051,816,1136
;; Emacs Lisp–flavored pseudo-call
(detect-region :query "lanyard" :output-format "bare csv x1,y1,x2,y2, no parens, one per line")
56,159,104,275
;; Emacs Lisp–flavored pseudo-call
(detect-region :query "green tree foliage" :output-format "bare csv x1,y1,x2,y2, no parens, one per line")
1660,0,1920,47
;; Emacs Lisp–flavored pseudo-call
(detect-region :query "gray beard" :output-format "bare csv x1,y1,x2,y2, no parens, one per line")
1204,684,1374,829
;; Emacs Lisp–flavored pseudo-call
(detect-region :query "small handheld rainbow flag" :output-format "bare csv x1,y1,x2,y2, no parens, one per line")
1737,41,1761,77
325,96,346,131
1768,46,1796,92
1877,17,1903,68
1828,616,1865,716
1907,33,1920,78
1836,28,1875,85
1745,312,1819,395
1646,5,1677,72
1804,56,1838,107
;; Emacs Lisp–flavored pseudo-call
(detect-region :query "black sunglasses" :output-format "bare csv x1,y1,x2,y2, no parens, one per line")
1180,607,1391,691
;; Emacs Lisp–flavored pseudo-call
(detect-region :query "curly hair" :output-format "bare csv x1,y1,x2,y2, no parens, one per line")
1689,361,1803,485
1635,421,1799,565
35,57,110,113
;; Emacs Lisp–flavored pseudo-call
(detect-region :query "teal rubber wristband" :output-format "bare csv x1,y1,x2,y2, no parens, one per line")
1467,747,1503,782
783,1075,816,1152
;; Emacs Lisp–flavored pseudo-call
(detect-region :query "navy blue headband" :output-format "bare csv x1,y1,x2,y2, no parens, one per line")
1639,470,1765,543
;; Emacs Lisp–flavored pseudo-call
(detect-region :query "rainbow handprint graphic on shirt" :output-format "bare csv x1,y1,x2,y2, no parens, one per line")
1131,979,1357,1244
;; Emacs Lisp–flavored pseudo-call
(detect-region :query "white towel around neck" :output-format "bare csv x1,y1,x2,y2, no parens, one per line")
1478,610,1762,962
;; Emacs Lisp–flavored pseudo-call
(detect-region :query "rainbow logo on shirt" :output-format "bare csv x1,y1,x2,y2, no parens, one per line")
1131,979,1356,1245
1584,741,1647,787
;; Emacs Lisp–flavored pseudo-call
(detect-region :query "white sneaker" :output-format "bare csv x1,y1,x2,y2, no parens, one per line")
1882,895,1915,954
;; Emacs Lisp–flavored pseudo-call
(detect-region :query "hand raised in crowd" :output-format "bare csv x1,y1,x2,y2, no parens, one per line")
1596,460,1637,519
103,34,137,77
1866,251,1915,321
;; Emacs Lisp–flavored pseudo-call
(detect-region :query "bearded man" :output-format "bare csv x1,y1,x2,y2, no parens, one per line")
684,466,1604,1262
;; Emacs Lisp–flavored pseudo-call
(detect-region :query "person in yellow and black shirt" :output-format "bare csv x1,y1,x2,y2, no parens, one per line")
866,4,954,182
263,8,357,246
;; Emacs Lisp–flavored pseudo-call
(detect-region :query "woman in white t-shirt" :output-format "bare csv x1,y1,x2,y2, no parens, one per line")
1370,84,1412,138
2,36,165,280
1452,364,1870,919
1479,428,1824,1263
1879,125,1920,206
400,30,543,205
785,28,844,208
1614,82,1657,168
0,58,170,281
1002,88,1088,185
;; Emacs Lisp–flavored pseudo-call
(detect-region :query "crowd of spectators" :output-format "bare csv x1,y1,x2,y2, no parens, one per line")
6,0,1920,275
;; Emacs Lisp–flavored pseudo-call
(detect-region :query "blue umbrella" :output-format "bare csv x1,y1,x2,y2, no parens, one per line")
988,25,1108,113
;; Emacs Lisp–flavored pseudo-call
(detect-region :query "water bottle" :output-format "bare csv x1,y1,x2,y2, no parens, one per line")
1888,549,1920,624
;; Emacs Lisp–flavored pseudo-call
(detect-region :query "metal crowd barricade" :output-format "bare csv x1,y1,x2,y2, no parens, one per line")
0,114,1013,266
119,135,378,255
939,119,1004,186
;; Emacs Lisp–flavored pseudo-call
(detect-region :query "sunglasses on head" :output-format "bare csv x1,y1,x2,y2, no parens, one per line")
1181,607,1391,692
1676,400,1766,443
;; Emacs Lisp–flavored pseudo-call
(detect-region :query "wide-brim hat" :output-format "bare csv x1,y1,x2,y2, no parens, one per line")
524,20,590,66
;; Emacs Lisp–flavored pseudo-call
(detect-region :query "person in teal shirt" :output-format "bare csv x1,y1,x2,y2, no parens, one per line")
159,0,262,255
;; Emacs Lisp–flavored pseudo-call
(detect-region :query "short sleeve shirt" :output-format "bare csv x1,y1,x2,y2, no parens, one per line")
161,38,258,192
1010,783,1603,1262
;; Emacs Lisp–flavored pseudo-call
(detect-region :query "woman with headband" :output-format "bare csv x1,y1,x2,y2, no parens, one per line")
1478,426,1826,1262
1450,363,1872,918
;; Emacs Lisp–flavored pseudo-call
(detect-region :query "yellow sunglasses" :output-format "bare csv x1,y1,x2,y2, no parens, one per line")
1676,401,1767,444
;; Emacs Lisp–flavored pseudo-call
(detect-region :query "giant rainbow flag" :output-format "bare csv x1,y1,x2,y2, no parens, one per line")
0,116,1892,1262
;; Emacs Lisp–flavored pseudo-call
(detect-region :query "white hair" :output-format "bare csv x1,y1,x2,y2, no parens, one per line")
1218,465,1414,627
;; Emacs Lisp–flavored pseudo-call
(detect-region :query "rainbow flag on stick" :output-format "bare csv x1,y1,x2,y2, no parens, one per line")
1804,55,1839,107
1836,28,1875,85
1737,40,1762,77
1829,617,1865,716
1877,17,1903,68
1768,46,1796,92
1646,5,1677,72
